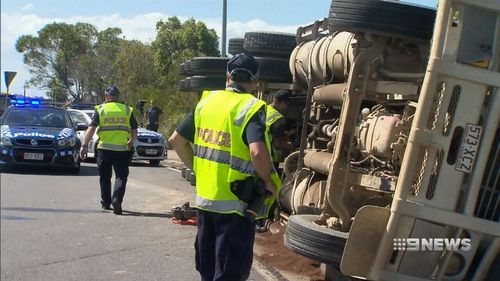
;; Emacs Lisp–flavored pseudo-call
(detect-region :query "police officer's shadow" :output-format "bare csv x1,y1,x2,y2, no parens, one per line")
119,209,173,218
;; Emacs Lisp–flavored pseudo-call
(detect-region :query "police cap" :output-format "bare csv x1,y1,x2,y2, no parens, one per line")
227,53,258,82
273,90,292,104
105,86,120,96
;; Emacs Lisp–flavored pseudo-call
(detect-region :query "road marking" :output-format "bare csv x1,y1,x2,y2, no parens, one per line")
167,167,181,173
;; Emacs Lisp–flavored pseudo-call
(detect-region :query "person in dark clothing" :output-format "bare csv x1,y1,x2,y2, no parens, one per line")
267,90,295,170
169,53,278,281
80,86,138,215
144,100,163,132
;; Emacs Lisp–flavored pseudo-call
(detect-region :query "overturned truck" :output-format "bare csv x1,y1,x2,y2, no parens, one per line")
179,0,499,280
280,0,500,280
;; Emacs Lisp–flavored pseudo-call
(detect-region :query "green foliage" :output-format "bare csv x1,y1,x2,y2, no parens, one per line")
16,22,122,102
113,40,156,104
151,16,220,136
16,16,222,139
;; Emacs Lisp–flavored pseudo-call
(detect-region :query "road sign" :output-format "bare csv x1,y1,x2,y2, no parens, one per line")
4,71,17,92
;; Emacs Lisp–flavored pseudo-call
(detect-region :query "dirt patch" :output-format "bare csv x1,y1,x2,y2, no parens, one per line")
254,223,325,281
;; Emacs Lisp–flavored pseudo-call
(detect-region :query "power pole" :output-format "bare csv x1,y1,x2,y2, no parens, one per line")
222,0,227,57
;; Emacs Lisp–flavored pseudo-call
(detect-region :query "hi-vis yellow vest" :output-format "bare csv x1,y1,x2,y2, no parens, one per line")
96,102,132,151
265,105,285,162
193,89,282,219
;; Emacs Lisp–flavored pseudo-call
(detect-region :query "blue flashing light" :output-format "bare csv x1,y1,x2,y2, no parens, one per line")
12,99,26,104
10,99,42,106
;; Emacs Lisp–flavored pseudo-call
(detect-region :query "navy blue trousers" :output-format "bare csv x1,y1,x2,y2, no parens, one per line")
97,149,130,205
195,210,255,281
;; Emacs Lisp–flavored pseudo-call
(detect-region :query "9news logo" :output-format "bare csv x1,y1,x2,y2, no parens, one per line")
393,238,472,251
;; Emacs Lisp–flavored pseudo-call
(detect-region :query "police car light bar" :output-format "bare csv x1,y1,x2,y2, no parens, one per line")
11,99,41,105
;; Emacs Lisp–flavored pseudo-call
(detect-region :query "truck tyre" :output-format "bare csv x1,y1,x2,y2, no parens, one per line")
178,62,189,77
228,38,245,55
189,57,229,75
255,57,293,83
328,0,436,41
284,214,348,265
244,32,296,58
187,75,226,92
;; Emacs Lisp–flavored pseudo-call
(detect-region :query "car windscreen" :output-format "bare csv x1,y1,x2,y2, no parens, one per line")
2,107,71,128
68,110,90,125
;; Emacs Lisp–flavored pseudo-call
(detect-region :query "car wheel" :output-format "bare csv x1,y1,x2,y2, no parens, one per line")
243,32,296,58
228,38,245,55
69,162,81,175
149,159,161,166
284,214,348,265
328,0,436,41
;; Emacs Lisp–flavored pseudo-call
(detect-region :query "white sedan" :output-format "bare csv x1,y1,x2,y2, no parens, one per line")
67,109,168,165
67,109,99,159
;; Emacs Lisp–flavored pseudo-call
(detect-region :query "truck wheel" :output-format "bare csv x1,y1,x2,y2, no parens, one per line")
189,57,229,76
228,38,245,55
244,32,296,58
328,0,436,41
187,75,226,92
255,57,292,83
284,214,348,265
178,62,190,77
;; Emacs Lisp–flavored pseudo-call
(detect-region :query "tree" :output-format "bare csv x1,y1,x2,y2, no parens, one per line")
113,40,156,104
151,17,220,135
152,17,220,87
16,23,122,101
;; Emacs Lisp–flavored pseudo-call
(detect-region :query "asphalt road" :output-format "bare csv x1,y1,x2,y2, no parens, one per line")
0,160,272,281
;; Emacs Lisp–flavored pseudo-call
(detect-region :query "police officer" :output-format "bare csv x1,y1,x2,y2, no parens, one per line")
266,90,295,170
169,53,281,281
144,100,163,132
80,86,138,215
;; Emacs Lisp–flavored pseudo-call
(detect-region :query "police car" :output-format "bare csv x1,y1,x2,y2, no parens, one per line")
67,108,167,165
0,100,81,173
67,109,99,160
133,128,168,166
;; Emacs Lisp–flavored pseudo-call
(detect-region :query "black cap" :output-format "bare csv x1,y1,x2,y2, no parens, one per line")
273,90,292,103
105,86,120,96
227,53,258,82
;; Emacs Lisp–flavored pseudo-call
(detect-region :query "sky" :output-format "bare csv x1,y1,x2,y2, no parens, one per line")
1,0,438,98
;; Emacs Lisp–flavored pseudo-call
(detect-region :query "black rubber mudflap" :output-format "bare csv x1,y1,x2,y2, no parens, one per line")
328,0,436,41
284,214,348,265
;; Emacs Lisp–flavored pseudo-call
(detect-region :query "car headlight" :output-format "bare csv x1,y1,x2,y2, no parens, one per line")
58,137,77,147
0,137,12,146
159,136,166,144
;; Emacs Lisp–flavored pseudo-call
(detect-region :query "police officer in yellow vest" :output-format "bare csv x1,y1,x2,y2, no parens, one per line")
80,86,138,215
169,53,281,281
266,90,295,170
